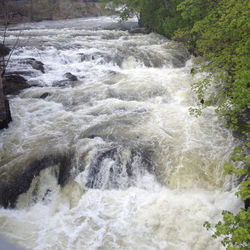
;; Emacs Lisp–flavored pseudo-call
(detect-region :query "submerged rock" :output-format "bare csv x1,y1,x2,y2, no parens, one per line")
40,92,51,99
3,74,30,95
52,80,73,87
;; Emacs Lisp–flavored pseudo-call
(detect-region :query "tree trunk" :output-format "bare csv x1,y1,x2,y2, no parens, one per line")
163,0,169,9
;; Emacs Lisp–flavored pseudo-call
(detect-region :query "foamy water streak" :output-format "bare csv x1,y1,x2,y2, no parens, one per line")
0,16,242,249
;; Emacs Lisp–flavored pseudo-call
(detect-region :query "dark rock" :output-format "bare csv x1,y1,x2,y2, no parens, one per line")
31,60,45,73
0,44,11,57
3,74,30,95
40,92,51,99
79,52,112,64
20,58,45,73
0,153,73,208
0,95,12,130
64,72,78,81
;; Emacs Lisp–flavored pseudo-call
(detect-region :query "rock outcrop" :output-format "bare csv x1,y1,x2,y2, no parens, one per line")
3,74,30,95
0,153,73,208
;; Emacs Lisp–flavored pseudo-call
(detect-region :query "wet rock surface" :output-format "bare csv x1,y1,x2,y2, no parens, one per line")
3,74,30,95
0,44,11,57
0,153,73,208
0,93,12,130
64,72,78,81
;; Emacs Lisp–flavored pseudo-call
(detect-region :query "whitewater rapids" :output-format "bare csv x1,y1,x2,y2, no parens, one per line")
0,16,243,250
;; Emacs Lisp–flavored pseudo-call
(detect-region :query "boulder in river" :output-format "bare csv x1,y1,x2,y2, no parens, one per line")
64,72,78,81
0,153,73,208
3,74,30,95
53,73,78,87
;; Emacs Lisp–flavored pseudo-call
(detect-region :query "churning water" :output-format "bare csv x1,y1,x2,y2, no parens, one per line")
0,16,243,249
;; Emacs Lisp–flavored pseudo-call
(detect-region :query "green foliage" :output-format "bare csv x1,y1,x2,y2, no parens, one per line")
204,209,250,250
206,143,250,249
188,0,250,132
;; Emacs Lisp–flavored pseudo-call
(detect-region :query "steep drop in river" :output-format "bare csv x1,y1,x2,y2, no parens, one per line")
0,16,243,250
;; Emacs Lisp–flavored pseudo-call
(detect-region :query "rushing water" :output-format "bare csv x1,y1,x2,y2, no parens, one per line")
0,16,243,250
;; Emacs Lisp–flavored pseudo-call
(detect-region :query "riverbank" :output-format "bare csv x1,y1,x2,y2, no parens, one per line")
0,0,107,24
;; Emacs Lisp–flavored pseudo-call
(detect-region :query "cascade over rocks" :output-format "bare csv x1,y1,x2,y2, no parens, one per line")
0,153,73,208
20,58,45,73
85,146,154,190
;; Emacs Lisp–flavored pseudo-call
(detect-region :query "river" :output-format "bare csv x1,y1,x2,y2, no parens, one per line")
0,16,243,250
